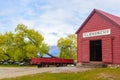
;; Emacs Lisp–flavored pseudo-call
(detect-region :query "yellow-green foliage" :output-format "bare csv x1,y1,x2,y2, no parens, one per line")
0,24,50,61
57,34,77,59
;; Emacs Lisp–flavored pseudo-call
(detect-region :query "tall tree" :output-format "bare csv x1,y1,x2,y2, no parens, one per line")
0,24,50,62
15,24,50,59
57,34,77,60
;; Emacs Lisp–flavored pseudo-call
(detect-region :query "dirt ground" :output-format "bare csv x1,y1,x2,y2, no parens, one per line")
0,66,91,79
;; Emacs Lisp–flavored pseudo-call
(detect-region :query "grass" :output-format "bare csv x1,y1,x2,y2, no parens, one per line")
1,68,120,80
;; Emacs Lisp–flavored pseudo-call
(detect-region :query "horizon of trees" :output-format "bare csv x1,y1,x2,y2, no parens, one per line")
0,24,50,63
0,24,77,64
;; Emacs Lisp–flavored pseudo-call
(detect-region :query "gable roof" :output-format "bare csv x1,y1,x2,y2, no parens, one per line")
75,9,120,34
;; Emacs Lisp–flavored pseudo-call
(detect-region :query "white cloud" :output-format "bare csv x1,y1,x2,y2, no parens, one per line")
0,0,120,46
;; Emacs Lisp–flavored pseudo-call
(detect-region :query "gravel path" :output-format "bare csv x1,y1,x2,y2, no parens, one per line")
0,67,92,79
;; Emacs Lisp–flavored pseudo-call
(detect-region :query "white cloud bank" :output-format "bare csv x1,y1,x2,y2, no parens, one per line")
0,0,120,45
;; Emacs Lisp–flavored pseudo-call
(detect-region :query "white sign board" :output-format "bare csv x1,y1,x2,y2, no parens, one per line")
83,29,111,38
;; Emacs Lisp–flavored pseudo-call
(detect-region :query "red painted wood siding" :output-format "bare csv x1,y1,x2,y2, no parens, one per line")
81,40,89,62
102,37,113,63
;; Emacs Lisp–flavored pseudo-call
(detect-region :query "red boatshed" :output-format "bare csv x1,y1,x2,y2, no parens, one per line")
76,9,120,64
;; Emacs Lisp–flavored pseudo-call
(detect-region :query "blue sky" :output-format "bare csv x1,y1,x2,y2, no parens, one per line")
0,0,120,46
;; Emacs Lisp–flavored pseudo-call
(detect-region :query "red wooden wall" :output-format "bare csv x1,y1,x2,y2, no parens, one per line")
77,11,120,64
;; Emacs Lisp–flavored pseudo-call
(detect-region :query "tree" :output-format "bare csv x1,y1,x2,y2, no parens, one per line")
13,31,26,61
0,24,50,63
57,34,77,60
15,24,50,60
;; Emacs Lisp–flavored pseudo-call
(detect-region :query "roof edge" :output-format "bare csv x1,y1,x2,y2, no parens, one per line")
75,9,120,34
75,9,96,34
